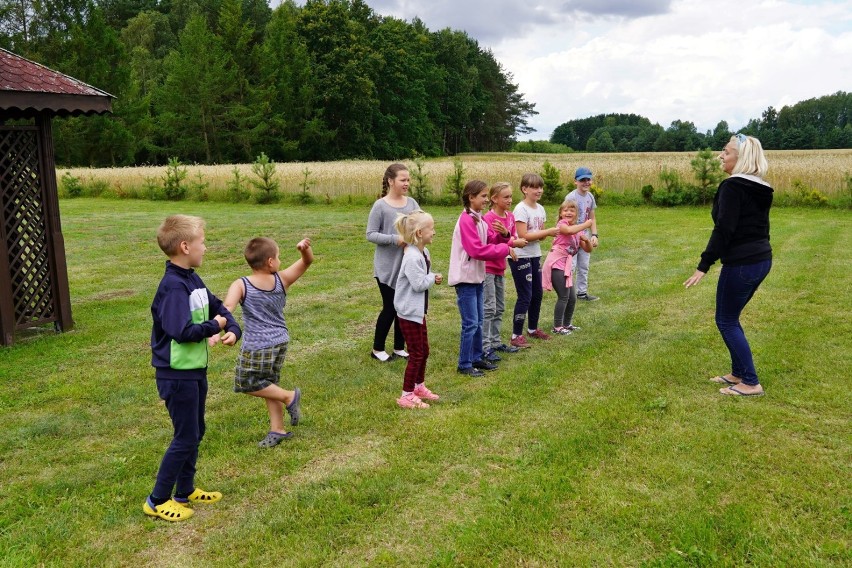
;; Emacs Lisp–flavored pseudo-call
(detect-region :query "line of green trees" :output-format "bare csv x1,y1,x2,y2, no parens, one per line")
0,0,537,166
549,92,852,152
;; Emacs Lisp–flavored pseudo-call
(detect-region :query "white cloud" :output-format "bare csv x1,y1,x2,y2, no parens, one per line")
294,0,852,140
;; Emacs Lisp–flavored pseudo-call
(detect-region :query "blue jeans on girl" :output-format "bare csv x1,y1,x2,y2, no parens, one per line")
715,259,772,386
455,283,485,370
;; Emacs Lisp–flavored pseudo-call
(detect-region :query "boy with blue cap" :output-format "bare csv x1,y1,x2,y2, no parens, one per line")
564,167,600,301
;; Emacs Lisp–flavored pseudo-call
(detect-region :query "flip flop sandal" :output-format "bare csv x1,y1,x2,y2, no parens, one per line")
144,498,194,522
287,387,301,426
710,376,741,385
720,385,764,397
258,431,293,448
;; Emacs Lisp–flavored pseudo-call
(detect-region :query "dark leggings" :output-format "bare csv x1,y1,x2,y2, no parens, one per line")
373,279,404,352
509,256,542,336
551,268,577,328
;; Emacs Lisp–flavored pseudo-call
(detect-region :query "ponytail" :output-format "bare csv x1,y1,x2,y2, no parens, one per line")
381,163,408,198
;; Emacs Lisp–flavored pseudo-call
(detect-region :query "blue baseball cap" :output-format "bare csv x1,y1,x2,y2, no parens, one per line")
575,167,593,181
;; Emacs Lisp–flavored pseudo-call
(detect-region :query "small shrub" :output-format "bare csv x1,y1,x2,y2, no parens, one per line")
297,166,315,204
188,172,209,202
791,179,828,207
589,183,604,204
540,161,563,203
641,184,654,203
444,157,465,202
250,152,280,204
226,167,251,203
652,168,687,206
410,155,431,204
86,178,110,198
163,157,188,201
690,148,725,205
61,172,83,198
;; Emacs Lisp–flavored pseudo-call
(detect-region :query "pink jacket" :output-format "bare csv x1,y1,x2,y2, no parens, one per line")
482,210,515,275
542,246,574,291
448,210,512,286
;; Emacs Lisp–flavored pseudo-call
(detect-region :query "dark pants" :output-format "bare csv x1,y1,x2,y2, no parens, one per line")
715,260,772,386
399,317,429,392
152,377,207,500
509,256,542,335
551,268,577,328
373,279,404,352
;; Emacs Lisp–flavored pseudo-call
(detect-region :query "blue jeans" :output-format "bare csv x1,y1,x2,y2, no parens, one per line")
715,260,771,386
455,283,485,370
152,377,207,500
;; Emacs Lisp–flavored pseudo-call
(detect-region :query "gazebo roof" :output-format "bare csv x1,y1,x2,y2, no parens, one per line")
0,48,113,117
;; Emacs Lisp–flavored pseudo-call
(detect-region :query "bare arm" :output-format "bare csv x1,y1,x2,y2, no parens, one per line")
280,238,314,289
557,219,593,235
516,221,557,242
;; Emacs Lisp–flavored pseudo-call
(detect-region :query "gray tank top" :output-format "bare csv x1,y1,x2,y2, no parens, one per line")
240,272,289,350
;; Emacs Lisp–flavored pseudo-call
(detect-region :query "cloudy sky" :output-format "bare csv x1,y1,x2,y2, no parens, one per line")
306,0,852,140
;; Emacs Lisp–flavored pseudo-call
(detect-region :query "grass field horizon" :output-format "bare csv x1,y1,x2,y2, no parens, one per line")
59,149,852,202
0,199,849,566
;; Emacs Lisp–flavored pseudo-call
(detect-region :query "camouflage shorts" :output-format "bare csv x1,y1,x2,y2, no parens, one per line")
234,342,288,393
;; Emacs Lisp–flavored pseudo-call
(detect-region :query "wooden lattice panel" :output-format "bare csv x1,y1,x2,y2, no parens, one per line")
0,128,55,327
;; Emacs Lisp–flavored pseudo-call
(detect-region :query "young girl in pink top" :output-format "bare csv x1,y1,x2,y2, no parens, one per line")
542,200,593,334
448,180,516,377
482,182,528,361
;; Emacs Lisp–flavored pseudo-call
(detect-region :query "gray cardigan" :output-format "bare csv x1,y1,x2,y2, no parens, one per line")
366,197,419,286
393,246,435,323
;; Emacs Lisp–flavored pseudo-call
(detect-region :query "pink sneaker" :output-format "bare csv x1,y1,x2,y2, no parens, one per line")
510,335,531,349
413,384,440,400
397,392,429,409
527,329,551,340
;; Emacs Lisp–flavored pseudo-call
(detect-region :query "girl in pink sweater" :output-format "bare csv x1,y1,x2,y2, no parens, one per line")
448,180,516,377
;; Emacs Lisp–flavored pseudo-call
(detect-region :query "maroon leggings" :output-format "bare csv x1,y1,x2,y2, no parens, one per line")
398,317,429,392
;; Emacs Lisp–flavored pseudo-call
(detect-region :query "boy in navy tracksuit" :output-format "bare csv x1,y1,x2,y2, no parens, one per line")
144,215,241,522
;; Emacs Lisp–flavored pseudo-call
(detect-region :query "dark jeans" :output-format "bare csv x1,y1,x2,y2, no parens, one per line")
373,279,404,352
455,283,485,369
715,259,772,386
509,256,542,335
152,377,207,500
551,268,577,328
399,317,429,392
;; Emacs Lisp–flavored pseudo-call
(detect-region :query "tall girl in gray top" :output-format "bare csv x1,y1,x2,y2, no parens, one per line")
366,163,419,362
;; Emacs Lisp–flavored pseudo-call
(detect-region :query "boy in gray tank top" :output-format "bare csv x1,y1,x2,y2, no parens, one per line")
219,236,314,448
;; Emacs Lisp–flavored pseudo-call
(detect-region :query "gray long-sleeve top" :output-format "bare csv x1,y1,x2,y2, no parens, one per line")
366,197,419,286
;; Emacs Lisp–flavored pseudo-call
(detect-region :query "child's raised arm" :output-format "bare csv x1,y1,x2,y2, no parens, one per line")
280,238,314,289
557,219,593,235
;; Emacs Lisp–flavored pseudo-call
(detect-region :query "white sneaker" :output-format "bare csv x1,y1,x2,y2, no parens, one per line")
371,350,391,362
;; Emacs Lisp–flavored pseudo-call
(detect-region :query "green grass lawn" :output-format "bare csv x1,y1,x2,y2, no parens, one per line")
1,200,849,567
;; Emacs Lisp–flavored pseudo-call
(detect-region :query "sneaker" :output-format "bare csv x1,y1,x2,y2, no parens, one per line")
393,349,409,359
494,343,520,353
397,392,429,408
577,293,599,301
286,387,301,426
564,324,581,331
371,350,392,362
458,367,485,377
510,335,532,349
527,329,551,340
413,384,440,400
484,350,502,362
473,359,498,371
551,326,572,335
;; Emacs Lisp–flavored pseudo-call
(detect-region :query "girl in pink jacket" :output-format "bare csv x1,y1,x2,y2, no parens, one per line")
448,180,516,377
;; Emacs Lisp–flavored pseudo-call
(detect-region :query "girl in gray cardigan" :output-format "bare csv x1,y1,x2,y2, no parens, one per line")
393,210,442,409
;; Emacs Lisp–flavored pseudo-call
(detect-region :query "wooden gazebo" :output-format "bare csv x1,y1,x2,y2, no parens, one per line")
0,48,113,345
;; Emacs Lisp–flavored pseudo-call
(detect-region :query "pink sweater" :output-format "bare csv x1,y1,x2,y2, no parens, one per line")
448,210,512,286
482,209,516,275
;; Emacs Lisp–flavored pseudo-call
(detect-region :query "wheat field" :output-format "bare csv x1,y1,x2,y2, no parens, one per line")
60,149,852,199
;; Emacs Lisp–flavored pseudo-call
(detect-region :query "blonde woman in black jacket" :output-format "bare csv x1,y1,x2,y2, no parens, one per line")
684,134,773,396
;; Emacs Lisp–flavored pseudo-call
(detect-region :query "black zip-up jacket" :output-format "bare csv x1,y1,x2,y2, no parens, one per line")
697,175,774,273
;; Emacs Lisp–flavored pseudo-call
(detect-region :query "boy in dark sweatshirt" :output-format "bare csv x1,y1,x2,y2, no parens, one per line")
144,215,241,521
